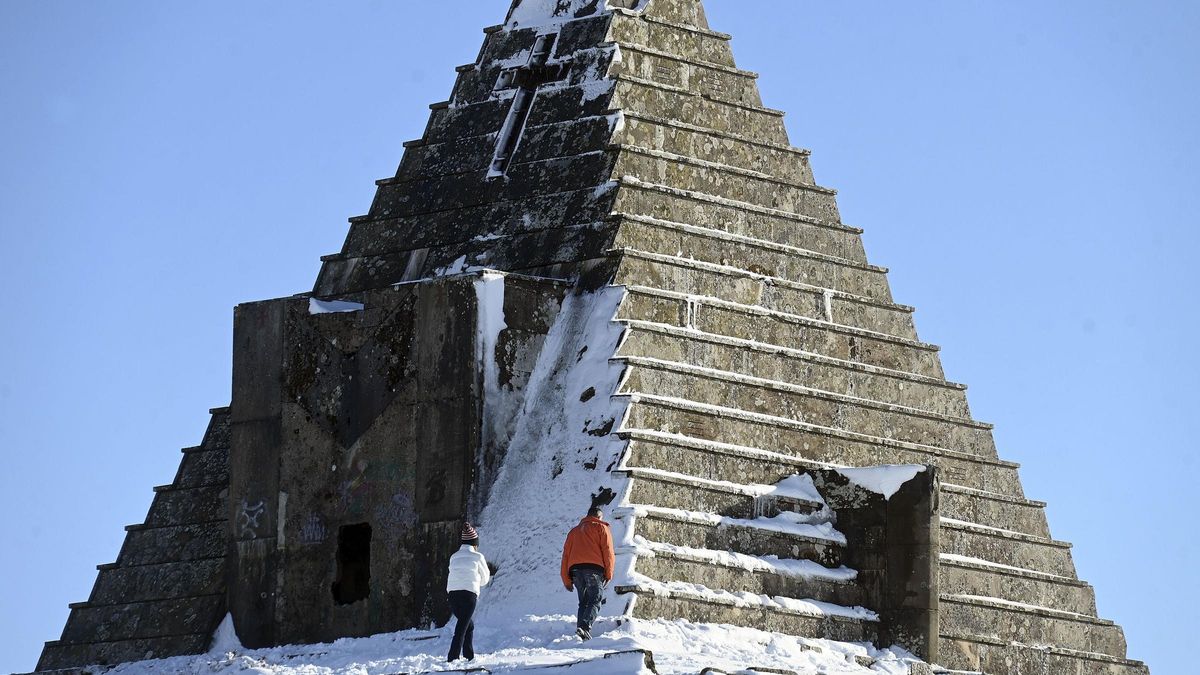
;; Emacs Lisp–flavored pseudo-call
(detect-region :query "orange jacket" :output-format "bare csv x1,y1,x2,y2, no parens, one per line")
560,516,615,588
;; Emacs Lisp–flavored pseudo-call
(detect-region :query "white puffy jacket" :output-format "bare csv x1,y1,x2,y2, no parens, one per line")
447,545,491,595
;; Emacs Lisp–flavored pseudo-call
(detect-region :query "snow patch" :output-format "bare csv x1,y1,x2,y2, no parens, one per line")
476,285,632,623
506,0,609,29
631,537,858,583
624,577,879,622
836,465,926,500
95,615,926,674
307,298,364,315
206,613,242,656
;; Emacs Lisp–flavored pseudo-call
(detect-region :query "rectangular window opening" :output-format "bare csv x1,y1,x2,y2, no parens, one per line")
331,523,372,605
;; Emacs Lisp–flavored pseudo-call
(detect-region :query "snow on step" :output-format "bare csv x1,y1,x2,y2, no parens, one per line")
619,503,846,544
626,536,858,583
621,576,879,622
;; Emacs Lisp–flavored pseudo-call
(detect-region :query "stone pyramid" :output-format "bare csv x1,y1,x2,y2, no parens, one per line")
35,1,1149,674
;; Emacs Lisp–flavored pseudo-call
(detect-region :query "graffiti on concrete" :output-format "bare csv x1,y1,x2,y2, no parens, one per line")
238,499,267,540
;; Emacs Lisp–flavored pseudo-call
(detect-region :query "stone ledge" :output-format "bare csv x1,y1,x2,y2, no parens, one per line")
153,482,226,494
64,592,224,613
615,247,915,312
619,503,842,547
615,10,733,41
629,540,855,586
623,285,938,352
617,355,991,430
941,631,1148,668
620,320,966,391
616,177,856,233
621,111,811,157
616,465,825,510
614,211,878,272
941,483,1046,508
618,396,1019,470
616,41,758,78
939,554,1084,586
124,518,225,534
617,584,873,624
97,555,225,573
616,73,786,117
613,143,837,195
941,518,1072,549
942,594,1110,626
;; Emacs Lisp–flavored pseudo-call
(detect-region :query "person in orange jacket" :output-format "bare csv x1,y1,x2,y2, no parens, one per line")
560,506,615,641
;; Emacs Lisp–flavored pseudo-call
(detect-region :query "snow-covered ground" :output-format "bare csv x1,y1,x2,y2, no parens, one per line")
99,614,924,674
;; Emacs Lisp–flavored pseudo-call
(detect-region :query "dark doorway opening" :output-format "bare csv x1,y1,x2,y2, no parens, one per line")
332,523,372,605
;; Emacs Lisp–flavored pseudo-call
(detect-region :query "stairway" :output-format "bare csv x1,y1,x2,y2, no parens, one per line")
614,470,878,645
35,409,231,672
590,6,1149,672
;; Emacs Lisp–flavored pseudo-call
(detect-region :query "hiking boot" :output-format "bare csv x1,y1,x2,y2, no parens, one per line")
575,626,591,641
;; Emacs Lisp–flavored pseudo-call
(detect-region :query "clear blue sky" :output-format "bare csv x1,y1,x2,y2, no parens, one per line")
1,1,1195,673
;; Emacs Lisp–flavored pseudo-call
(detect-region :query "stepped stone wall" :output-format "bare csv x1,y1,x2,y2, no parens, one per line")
35,1,1148,673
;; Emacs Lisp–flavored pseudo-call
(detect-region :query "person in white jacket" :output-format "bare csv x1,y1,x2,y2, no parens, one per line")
446,522,491,662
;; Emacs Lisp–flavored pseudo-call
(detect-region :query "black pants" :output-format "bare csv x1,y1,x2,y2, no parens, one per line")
448,590,478,661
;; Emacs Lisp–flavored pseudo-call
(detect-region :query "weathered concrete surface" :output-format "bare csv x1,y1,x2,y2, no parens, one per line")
228,274,565,648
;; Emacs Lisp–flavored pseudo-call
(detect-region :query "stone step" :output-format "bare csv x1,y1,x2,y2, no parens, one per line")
368,150,614,220
614,41,764,108
395,115,615,181
116,521,227,567
613,212,892,302
631,542,864,607
614,144,841,223
609,11,736,70
173,446,229,488
620,431,1043,544
36,633,212,672
942,594,1126,658
200,410,231,450
616,321,971,418
618,394,1024,497
611,178,867,262
89,557,225,606
612,247,918,340
142,484,227,529
617,504,844,566
620,585,878,644
318,220,614,295
619,466,824,519
337,185,613,260
617,356,998,458
618,287,944,379
941,518,1077,579
941,483,1050,539
613,76,789,146
940,555,1098,617
60,594,224,644
940,632,1148,675
617,110,815,185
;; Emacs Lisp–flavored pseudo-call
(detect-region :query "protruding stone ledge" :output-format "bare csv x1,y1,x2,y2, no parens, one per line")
614,246,914,312
621,111,811,157
620,396,1018,470
614,143,837,195
622,285,936,352
619,320,965,391
616,41,759,78
618,355,990,430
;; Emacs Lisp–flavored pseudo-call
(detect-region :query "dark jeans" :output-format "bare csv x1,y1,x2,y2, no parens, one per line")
571,568,605,631
448,590,477,661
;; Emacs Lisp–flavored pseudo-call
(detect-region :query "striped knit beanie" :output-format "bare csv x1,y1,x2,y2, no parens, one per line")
461,522,479,543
